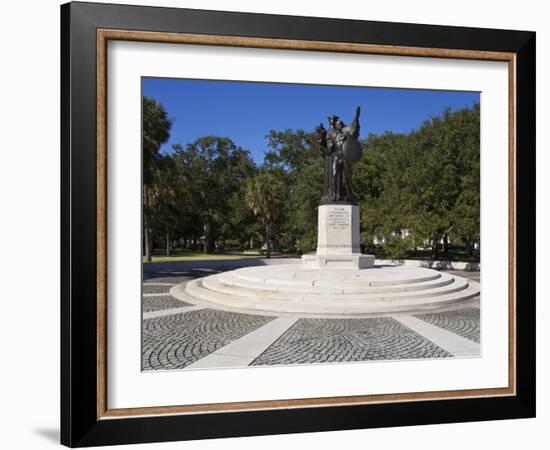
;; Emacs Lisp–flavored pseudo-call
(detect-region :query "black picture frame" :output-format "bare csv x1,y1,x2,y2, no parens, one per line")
61,1,535,447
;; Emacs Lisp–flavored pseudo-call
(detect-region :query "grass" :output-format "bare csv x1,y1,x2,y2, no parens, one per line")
142,250,297,263
143,248,480,264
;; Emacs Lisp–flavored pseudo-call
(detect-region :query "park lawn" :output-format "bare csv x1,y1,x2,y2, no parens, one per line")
143,251,292,263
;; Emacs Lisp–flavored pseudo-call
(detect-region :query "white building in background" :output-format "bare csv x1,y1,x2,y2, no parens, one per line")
373,228,410,246
372,228,479,251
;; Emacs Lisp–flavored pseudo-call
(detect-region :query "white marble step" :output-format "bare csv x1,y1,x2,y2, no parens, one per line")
202,274,468,302
193,277,468,304
185,278,479,316
216,270,454,294
230,265,442,287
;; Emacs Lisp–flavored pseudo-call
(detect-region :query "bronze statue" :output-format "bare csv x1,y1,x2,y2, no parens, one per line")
317,106,362,204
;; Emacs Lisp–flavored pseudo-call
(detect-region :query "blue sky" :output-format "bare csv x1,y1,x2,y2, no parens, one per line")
143,77,479,164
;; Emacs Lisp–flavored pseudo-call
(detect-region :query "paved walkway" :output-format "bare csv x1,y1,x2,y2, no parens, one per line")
142,260,481,370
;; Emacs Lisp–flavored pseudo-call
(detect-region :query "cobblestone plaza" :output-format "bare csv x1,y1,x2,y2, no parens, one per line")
142,261,480,370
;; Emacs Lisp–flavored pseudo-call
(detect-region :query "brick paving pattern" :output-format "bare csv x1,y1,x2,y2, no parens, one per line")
142,284,173,294
142,309,274,370
446,270,480,283
143,268,221,281
142,295,193,312
251,317,451,366
144,276,193,284
416,306,481,343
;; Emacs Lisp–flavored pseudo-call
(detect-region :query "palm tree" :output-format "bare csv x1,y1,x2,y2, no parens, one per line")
245,171,285,258
142,96,172,262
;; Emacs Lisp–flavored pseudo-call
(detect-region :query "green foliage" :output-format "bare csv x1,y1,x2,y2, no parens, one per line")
285,157,323,253
383,235,415,261
264,129,318,173
142,97,172,186
263,129,322,253
172,136,256,253
245,170,285,224
148,154,179,233
354,104,480,258
244,169,286,257
142,97,173,260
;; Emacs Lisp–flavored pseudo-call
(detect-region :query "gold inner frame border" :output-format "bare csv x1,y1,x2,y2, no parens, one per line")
95,28,517,420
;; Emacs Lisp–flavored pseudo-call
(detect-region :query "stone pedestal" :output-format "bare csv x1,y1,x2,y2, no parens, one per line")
302,204,374,269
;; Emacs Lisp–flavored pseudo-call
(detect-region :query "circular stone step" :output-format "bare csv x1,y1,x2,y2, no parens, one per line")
215,270,455,294
230,265,443,287
175,264,480,318
201,275,468,302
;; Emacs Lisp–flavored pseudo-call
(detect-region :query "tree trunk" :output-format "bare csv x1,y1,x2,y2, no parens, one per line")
265,223,272,259
204,218,214,254
143,185,152,262
166,229,170,257
145,225,153,262
431,233,439,259
442,233,449,254
203,222,209,254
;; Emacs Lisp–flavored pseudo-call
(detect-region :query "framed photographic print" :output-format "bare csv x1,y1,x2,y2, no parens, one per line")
60,1,536,447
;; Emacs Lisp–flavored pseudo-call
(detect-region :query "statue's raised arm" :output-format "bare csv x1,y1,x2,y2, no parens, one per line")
350,106,361,138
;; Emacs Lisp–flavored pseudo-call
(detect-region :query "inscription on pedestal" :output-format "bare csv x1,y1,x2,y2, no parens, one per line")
303,203,374,268
328,207,351,230
316,204,359,255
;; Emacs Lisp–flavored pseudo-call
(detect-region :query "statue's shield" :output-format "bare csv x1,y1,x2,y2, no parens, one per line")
343,138,362,163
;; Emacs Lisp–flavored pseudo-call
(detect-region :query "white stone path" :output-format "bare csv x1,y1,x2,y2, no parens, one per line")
393,315,480,357
186,316,300,369
142,305,204,320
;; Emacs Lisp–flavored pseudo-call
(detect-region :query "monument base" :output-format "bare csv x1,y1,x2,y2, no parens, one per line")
303,203,374,269
183,263,480,317
302,253,375,269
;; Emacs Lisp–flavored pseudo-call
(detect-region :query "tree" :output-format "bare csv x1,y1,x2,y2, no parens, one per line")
142,97,172,261
261,129,321,253
148,155,179,256
245,170,286,258
264,129,318,173
222,189,262,251
353,104,480,259
284,158,323,253
173,136,255,253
